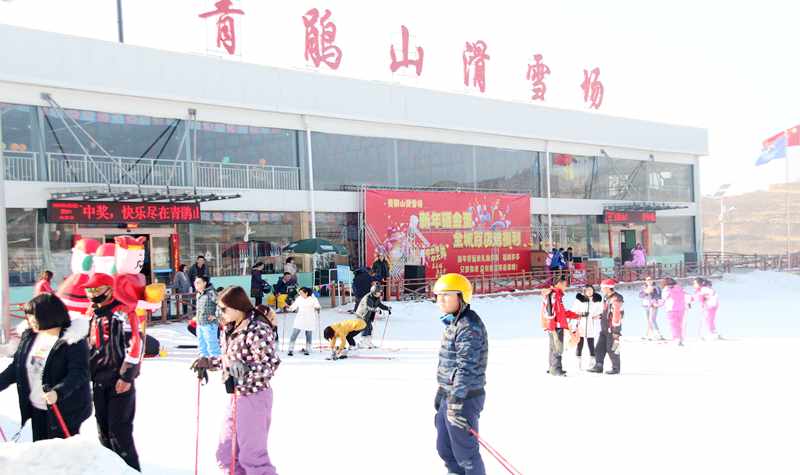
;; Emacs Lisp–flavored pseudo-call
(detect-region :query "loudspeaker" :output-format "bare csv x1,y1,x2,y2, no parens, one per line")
404,265,426,292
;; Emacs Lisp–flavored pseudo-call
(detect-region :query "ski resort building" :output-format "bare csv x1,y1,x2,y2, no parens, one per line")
0,24,708,297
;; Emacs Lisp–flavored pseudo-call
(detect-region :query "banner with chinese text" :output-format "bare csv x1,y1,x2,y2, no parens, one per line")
364,190,531,279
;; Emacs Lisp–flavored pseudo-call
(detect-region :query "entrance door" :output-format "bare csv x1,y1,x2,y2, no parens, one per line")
620,229,637,263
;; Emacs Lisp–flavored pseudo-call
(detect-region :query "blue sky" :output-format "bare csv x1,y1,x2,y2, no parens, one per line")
2,0,799,196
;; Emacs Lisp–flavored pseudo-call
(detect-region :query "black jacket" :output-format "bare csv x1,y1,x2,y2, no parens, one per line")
188,263,210,290
371,259,389,281
0,325,92,434
250,269,269,294
352,268,376,299
436,305,488,401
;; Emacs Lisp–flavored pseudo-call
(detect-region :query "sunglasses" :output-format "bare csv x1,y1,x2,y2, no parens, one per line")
85,287,109,293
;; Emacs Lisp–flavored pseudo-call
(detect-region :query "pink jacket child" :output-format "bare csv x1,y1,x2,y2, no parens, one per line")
659,278,687,345
690,278,720,338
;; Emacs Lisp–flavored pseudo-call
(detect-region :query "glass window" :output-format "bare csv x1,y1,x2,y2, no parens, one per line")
4,209,75,287
1,103,38,154
547,154,694,202
475,146,539,194
550,215,590,257
195,122,299,168
315,212,360,268
646,162,694,202
649,216,696,256
182,212,304,277
397,139,474,189
310,133,395,191
43,107,186,160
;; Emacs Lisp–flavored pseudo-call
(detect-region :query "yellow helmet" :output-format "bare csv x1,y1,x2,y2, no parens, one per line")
433,273,473,304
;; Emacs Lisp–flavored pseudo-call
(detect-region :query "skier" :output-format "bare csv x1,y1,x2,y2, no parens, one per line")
0,294,92,441
660,277,687,346
84,273,143,471
191,286,280,475
322,318,367,360
690,277,720,340
354,284,391,349
587,279,624,375
194,275,221,358
639,276,663,340
540,277,580,376
286,287,321,356
350,267,376,313
570,284,603,369
433,273,488,475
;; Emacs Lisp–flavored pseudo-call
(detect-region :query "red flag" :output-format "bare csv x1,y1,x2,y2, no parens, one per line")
787,125,800,147
763,130,785,149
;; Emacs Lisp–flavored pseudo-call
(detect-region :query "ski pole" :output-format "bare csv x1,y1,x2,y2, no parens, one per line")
317,311,323,354
468,428,523,475
195,378,201,475
230,392,238,475
380,309,392,348
49,402,71,438
0,424,6,442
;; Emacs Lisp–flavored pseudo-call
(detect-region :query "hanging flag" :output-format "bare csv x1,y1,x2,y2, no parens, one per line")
756,134,787,166
787,125,800,146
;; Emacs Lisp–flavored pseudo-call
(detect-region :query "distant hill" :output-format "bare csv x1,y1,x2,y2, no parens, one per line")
702,182,800,254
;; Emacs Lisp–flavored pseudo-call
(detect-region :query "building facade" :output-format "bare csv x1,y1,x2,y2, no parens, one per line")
0,25,707,291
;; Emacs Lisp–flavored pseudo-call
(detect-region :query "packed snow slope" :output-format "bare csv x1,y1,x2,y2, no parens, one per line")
1,270,797,474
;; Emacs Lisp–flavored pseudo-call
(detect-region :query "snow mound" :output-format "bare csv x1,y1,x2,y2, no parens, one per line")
0,434,139,475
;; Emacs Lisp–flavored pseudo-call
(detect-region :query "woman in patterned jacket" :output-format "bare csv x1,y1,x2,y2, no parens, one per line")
191,286,281,475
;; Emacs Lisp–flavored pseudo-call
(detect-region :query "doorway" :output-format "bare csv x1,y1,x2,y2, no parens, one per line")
619,229,637,263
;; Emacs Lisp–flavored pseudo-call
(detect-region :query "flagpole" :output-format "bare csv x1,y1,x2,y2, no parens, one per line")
786,148,791,269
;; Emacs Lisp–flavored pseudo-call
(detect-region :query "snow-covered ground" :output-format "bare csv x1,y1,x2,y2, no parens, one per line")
1,270,798,474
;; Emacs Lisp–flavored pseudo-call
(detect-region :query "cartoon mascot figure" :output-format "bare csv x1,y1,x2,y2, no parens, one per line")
57,238,101,337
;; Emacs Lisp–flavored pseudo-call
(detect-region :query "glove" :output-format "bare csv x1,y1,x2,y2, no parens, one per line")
446,398,470,431
190,357,210,384
434,387,446,411
229,361,249,381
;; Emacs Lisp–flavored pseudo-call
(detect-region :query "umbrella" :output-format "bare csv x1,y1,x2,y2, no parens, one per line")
282,238,348,255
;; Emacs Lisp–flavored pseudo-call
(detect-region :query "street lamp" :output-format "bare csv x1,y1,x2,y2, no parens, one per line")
712,184,733,265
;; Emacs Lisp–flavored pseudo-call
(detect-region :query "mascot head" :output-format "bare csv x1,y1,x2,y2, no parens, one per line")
114,235,146,275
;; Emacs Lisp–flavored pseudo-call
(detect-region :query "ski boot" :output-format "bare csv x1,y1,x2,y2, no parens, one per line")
302,348,310,356
586,365,603,373
605,369,620,375
287,350,294,357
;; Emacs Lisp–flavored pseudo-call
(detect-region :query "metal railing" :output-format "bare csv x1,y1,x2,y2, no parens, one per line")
3,151,38,181
3,152,301,191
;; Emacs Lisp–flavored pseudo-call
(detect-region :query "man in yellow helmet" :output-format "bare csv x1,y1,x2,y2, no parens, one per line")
433,273,488,475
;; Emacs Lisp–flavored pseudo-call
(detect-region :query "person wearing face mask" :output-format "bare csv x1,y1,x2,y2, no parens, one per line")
83,273,143,472
432,273,488,475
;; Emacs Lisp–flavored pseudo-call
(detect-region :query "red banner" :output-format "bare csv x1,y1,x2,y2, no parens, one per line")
364,190,532,279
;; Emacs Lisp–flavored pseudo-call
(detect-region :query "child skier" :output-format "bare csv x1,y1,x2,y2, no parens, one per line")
660,277,687,346
587,279,624,375
194,275,221,358
639,276,664,340
354,284,391,349
540,277,580,376
570,284,603,369
323,318,367,360
286,287,321,356
690,277,720,339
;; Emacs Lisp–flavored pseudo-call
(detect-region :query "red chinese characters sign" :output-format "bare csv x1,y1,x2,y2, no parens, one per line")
46,201,201,224
463,40,490,93
602,210,656,224
198,0,245,55
303,8,342,70
364,190,531,279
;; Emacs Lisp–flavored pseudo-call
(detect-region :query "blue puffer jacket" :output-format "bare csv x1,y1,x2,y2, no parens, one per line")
436,305,488,401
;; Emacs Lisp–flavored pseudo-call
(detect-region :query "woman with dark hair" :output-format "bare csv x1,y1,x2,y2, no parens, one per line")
250,261,269,306
0,294,92,441
33,270,55,297
570,285,603,368
191,286,280,475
